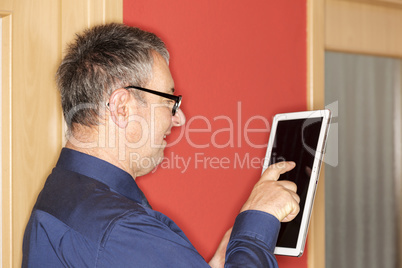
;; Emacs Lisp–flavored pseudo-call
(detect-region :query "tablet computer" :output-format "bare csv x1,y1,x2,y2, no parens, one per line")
261,109,331,257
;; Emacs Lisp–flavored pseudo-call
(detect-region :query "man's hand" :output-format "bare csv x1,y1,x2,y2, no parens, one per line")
240,161,300,222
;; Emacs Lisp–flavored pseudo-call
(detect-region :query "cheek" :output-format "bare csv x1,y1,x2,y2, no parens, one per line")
125,120,147,143
153,111,171,135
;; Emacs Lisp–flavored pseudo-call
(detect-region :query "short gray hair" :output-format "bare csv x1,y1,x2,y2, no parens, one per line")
57,23,169,132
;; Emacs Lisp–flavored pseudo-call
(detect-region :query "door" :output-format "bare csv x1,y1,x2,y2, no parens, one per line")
309,0,402,267
0,1,122,266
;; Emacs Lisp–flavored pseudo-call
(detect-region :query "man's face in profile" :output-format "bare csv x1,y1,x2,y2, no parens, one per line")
126,52,186,176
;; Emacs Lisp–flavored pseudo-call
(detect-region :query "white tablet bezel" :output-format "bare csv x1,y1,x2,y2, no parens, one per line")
262,109,331,257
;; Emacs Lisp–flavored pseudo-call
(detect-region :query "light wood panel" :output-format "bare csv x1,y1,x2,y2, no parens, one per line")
326,0,402,58
0,0,122,267
1,12,12,268
339,0,402,9
62,0,123,57
306,0,326,267
11,1,63,266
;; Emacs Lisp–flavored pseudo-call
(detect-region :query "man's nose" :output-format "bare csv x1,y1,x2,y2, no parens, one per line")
172,109,186,127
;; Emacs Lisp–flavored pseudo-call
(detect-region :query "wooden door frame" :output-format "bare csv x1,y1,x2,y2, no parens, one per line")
1,1,122,267
1,12,12,268
306,1,326,268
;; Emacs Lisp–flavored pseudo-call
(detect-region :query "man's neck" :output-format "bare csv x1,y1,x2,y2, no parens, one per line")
65,128,138,179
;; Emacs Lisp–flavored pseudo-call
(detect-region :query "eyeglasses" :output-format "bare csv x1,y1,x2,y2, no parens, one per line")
108,86,182,116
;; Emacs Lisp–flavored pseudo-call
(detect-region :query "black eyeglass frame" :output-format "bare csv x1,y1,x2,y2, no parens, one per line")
125,86,182,116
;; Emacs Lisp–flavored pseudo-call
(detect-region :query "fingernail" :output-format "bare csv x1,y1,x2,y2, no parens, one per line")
289,161,296,167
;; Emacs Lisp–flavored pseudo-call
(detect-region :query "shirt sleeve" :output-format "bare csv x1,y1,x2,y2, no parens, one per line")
96,209,211,268
97,208,280,268
225,210,280,268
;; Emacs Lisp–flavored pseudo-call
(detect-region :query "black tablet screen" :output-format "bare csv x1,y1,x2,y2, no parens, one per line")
268,117,323,248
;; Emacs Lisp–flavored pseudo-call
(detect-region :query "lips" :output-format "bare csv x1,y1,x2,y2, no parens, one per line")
163,132,170,142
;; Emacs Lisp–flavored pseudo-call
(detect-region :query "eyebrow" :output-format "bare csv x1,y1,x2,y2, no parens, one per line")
170,88,175,94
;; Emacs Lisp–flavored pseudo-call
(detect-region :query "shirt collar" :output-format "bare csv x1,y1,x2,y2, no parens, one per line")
56,148,151,208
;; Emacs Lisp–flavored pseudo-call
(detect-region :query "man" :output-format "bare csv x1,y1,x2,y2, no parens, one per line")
23,23,300,267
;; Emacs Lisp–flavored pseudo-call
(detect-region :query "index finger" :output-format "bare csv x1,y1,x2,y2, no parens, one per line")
261,161,296,181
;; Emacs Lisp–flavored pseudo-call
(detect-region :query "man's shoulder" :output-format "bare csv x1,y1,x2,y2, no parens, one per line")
33,166,149,243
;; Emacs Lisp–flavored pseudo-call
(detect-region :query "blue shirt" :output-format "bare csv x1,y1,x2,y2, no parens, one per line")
23,148,280,267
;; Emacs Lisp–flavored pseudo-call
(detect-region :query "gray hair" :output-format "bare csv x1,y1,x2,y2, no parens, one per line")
56,23,169,132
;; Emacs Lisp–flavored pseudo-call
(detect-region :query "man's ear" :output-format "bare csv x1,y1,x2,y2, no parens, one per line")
108,88,131,128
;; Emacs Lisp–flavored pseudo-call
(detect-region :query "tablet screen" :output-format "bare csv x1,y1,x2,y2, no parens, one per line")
268,117,323,248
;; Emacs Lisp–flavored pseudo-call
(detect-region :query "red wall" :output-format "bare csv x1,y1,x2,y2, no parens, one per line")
124,1,307,266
